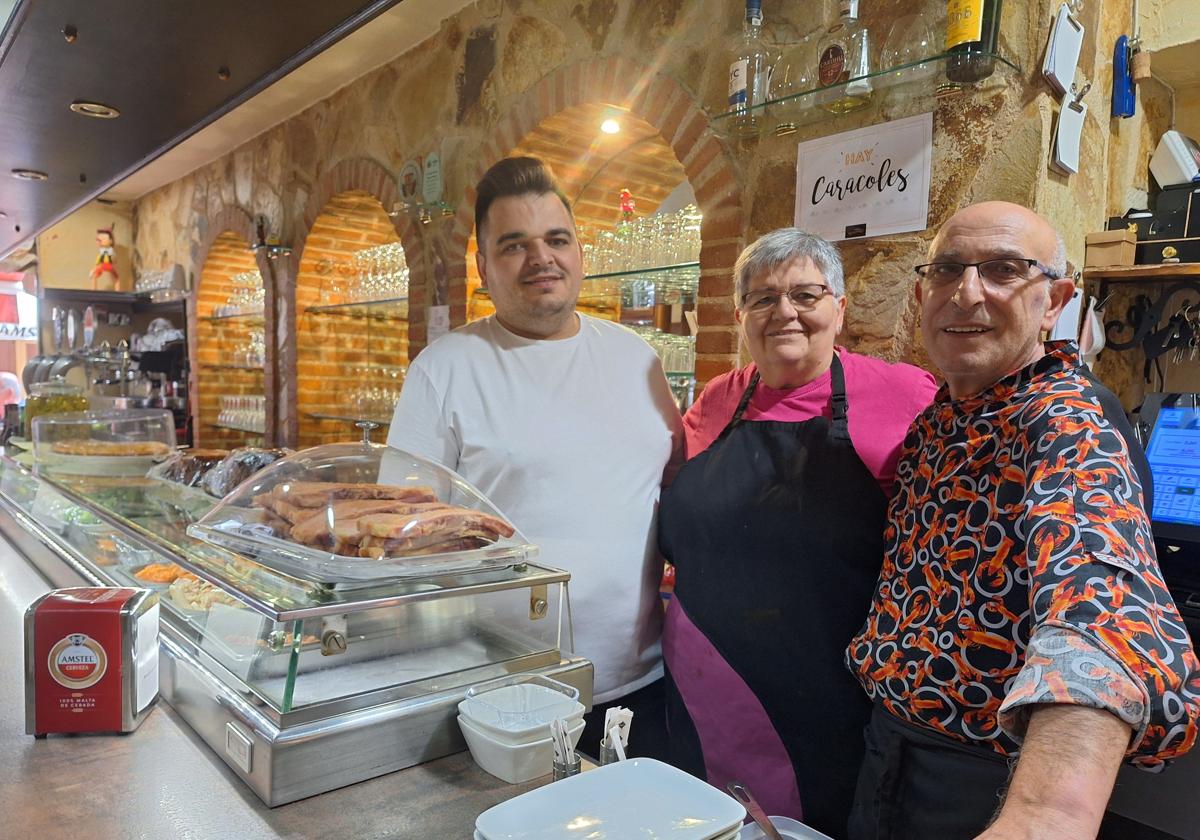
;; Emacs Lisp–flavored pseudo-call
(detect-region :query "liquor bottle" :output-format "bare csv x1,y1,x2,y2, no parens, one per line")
815,0,873,114
728,0,775,139
945,0,1002,83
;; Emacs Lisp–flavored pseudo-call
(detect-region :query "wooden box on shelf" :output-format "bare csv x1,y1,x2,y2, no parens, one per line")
1084,229,1138,268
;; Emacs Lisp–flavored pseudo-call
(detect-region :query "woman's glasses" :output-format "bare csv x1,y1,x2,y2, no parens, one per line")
741,284,833,313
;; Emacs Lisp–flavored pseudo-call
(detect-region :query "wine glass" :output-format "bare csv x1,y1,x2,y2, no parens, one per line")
879,14,940,89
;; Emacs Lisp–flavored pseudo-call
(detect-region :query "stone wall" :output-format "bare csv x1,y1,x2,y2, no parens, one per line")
133,0,1144,445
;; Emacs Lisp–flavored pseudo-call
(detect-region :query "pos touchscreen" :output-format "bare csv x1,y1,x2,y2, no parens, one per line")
1146,401,1200,545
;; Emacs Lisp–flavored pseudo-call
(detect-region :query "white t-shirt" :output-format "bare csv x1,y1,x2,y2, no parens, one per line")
386,314,683,703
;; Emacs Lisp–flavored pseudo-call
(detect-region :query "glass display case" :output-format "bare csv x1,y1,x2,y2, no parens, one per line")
31,408,175,477
190,442,537,583
0,443,590,806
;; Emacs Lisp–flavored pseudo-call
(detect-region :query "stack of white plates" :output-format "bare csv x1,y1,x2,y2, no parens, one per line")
459,674,586,784
475,758,746,840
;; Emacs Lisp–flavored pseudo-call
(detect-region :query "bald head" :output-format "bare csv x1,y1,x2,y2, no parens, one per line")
918,201,1077,399
931,202,1066,277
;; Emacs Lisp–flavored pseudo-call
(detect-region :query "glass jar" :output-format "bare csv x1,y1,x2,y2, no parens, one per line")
24,379,89,439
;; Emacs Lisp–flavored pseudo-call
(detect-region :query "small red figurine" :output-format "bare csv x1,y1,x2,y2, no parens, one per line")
91,226,118,291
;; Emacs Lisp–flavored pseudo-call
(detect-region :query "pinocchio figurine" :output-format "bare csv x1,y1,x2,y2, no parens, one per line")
91,226,118,291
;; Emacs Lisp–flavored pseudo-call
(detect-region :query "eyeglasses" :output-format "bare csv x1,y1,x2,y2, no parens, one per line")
914,258,1062,289
741,284,833,312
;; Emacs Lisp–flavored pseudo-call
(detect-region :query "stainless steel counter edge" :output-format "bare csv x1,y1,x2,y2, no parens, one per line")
161,618,593,805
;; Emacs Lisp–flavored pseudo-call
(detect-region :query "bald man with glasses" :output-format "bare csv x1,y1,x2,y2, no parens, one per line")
845,202,1200,839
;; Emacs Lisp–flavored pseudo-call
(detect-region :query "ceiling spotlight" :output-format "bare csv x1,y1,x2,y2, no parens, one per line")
600,119,621,135
70,100,120,119
11,169,48,181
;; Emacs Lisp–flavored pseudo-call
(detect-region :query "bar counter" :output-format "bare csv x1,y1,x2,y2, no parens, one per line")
0,537,543,839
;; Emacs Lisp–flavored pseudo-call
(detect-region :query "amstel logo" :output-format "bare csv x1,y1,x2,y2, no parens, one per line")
47,633,108,690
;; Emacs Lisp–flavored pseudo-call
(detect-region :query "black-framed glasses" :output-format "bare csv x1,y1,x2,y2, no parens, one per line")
914,258,1062,289
740,284,833,312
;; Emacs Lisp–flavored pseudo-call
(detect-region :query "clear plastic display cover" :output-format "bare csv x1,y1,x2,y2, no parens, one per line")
31,409,176,477
188,442,537,583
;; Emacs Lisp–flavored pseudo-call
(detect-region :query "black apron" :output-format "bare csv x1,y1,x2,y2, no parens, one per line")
660,355,887,838
847,704,1012,840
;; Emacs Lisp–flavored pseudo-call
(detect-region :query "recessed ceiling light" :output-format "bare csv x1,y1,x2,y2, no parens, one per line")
11,169,48,181
600,119,621,135
70,100,120,119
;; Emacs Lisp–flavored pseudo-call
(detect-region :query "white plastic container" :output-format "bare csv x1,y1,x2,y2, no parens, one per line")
458,696,585,745
458,713,585,784
1150,130,1200,188
460,673,581,735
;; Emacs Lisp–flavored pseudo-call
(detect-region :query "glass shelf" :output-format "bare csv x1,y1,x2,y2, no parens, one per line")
305,412,392,426
201,363,264,372
208,423,265,434
201,311,265,325
306,297,409,319
583,261,700,281
713,50,1021,125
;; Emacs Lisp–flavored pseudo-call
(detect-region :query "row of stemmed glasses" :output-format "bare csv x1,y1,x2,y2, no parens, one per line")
579,204,703,276
349,243,409,303
217,395,266,433
214,271,265,318
328,364,406,422
230,329,266,368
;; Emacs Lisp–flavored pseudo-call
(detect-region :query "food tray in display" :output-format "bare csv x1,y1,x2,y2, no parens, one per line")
37,451,167,477
475,758,745,840
31,408,176,478
187,442,538,585
147,475,220,520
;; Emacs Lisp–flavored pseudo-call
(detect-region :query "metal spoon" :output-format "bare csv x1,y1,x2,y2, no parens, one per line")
726,782,784,840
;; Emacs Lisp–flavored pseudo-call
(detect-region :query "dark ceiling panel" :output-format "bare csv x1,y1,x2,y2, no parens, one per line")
0,0,401,258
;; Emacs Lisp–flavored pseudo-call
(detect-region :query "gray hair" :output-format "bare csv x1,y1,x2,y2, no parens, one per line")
734,228,846,306
1049,232,1067,278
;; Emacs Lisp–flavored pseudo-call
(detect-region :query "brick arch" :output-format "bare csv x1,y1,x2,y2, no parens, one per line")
284,157,426,447
295,157,425,336
446,57,744,384
188,205,263,448
192,205,256,277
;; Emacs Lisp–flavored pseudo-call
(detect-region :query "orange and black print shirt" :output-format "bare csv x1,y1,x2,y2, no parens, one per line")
847,342,1200,768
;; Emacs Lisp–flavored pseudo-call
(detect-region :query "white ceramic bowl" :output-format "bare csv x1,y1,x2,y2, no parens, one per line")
459,713,584,784
458,696,586,744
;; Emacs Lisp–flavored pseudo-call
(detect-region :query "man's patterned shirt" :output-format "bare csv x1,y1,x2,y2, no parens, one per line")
847,342,1200,767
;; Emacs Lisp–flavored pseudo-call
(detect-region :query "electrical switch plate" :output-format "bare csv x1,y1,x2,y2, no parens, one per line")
225,721,253,774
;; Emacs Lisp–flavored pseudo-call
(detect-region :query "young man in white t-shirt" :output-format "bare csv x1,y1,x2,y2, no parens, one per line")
387,156,682,758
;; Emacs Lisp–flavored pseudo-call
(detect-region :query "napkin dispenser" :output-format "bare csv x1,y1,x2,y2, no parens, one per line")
25,587,160,736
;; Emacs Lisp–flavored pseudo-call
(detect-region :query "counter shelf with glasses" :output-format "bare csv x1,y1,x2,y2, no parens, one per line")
0,440,591,806
299,242,410,445
197,309,267,448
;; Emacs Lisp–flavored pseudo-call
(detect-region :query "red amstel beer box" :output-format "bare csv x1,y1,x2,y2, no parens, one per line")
25,587,159,736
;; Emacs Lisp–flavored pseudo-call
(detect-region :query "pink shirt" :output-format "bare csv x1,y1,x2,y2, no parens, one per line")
683,348,938,493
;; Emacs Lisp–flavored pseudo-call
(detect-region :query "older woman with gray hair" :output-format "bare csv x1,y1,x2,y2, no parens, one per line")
658,228,936,836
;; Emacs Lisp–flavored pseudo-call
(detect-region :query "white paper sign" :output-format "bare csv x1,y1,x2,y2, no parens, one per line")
427,304,450,344
795,112,933,242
